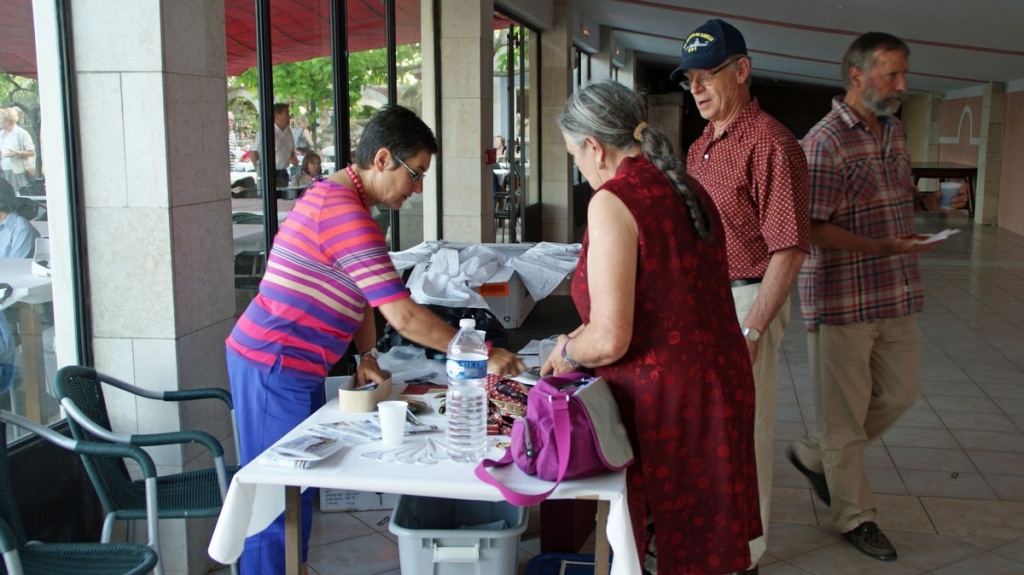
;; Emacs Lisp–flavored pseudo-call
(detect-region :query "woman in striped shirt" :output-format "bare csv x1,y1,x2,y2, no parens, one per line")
226,105,524,575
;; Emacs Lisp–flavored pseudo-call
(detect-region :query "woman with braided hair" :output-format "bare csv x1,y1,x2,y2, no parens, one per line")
541,80,761,574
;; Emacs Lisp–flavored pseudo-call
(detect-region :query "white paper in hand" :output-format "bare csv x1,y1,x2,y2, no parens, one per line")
909,228,960,245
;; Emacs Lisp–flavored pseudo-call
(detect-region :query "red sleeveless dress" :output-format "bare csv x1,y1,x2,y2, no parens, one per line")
572,156,761,574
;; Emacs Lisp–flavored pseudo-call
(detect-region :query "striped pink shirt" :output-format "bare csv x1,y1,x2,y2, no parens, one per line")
227,179,408,379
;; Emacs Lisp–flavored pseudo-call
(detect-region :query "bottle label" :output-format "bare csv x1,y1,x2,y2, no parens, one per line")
446,358,487,380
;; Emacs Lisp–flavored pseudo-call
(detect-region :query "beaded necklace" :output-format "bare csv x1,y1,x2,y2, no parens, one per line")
345,165,366,204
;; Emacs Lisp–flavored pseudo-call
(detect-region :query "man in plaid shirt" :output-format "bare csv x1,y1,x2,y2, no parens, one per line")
787,32,965,562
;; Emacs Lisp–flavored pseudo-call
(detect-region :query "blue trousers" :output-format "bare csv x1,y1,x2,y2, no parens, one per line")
227,349,326,575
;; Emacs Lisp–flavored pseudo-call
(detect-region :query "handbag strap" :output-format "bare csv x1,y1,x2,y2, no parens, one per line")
474,392,572,506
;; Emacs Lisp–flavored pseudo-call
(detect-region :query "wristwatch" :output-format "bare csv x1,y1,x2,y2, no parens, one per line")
561,339,580,369
741,326,762,342
359,348,379,361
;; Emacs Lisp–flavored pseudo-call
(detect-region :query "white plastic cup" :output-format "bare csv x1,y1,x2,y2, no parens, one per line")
939,182,960,209
538,336,560,366
378,400,408,447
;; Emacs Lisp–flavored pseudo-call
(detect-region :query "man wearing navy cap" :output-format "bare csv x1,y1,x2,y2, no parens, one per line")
671,18,810,571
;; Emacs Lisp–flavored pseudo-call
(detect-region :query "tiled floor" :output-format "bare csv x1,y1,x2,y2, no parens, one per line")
210,212,1024,574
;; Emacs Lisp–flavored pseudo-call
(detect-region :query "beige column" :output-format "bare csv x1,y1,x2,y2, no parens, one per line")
437,0,495,242
916,92,943,192
60,1,236,572
976,82,1005,224
540,0,575,243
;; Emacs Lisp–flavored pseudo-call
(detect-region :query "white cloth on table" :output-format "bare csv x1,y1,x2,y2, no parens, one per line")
207,404,638,575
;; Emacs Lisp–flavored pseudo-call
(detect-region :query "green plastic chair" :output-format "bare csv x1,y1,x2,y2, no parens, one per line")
0,410,160,575
53,365,239,574
230,211,264,225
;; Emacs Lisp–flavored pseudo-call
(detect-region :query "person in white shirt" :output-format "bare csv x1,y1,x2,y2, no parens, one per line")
249,103,298,187
0,108,36,192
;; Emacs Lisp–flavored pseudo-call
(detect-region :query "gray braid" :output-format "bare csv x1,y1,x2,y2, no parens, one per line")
556,80,713,240
639,128,713,239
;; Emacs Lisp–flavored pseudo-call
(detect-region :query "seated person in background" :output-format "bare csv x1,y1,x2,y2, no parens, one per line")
291,152,323,188
0,178,40,394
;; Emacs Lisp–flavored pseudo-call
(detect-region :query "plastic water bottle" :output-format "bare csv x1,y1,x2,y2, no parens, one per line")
445,318,489,463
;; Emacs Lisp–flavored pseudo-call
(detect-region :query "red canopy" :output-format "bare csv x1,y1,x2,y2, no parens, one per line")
0,0,37,77
0,0,424,78
223,0,424,76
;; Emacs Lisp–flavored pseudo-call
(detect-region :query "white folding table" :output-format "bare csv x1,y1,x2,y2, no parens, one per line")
208,388,637,575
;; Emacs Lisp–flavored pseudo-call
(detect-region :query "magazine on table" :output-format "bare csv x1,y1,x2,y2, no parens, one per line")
260,425,374,469
259,417,440,469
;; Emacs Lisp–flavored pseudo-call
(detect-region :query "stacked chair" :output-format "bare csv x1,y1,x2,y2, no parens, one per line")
0,410,160,575
54,365,240,575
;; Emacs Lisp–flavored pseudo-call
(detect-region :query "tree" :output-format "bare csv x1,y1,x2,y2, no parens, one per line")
228,43,422,152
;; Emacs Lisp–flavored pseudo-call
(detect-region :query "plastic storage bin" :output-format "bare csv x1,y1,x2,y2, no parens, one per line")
388,495,528,575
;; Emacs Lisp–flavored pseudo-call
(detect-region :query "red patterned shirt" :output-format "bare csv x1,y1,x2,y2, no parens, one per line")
687,98,810,281
798,96,924,329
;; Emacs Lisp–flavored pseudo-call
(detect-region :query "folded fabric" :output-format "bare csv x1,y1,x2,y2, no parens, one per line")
392,241,581,311
512,242,581,301
389,240,446,271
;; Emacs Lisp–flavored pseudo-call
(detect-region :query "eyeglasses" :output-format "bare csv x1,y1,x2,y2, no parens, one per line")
395,156,426,182
679,56,741,91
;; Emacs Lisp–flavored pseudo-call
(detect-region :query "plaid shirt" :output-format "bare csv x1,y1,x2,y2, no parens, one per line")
798,96,923,329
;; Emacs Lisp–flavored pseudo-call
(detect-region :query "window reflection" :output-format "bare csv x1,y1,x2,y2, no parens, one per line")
492,13,535,242
1,9,61,435
226,0,424,314
390,41,424,250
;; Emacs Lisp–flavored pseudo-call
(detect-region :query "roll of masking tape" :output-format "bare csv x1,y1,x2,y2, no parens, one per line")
338,372,392,412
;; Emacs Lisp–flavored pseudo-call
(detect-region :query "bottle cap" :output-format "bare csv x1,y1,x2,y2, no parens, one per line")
459,318,476,329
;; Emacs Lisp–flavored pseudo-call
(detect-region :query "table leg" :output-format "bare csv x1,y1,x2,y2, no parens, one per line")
966,176,976,218
594,500,611,575
285,485,302,575
17,303,44,422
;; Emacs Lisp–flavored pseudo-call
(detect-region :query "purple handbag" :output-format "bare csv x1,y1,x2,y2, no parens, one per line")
474,373,634,506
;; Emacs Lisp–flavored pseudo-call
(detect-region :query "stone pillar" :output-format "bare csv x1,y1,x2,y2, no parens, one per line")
438,0,494,242
67,1,235,572
540,0,575,243
976,82,1005,224
913,92,943,192
588,26,612,82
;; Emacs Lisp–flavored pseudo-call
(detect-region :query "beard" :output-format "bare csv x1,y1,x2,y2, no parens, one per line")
863,83,903,116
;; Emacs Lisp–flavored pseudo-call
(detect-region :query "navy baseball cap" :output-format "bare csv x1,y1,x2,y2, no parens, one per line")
669,19,748,81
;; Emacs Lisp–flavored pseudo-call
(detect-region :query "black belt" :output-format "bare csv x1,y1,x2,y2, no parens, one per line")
730,277,762,288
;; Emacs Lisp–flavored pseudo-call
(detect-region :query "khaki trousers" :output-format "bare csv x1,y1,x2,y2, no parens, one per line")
793,316,920,533
732,285,790,567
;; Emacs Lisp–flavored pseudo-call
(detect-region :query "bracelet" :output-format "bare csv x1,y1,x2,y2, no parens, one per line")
560,339,580,369
359,348,379,361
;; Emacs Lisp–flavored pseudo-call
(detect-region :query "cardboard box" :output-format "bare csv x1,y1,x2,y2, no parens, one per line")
320,488,399,512
477,264,536,329
468,243,536,329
